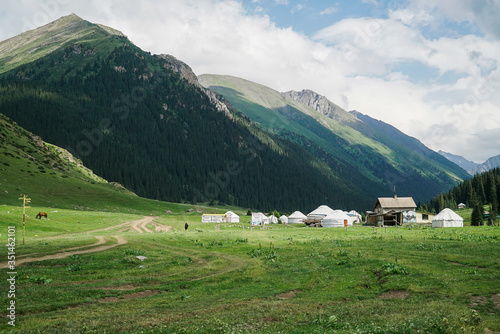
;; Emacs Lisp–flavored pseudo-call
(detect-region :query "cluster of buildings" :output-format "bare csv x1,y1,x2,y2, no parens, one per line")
366,195,463,228
199,195,464,228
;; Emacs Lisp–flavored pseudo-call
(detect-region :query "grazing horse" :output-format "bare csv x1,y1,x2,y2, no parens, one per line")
36,212,48,219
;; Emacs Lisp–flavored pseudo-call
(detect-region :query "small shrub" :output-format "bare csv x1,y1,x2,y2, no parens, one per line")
235,237,248,243
123,249,144,256
380,262,408,276
29,275,52,284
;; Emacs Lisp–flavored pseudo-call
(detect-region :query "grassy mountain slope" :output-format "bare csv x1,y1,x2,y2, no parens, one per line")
0,14,124,74
0,15,369,212
199,74,468,204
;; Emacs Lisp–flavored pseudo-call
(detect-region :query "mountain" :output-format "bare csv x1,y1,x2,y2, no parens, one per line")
0,111,137,210
0,14,369,212
438,151,500,175
470,154,500,175
438,150,479,174
198,74,470,205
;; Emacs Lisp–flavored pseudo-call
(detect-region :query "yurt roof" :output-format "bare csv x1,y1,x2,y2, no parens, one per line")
289,211,307,218
225,211,238,216
279,215,288,219
433,208,463,221
324,211,350,220
309,205,334,216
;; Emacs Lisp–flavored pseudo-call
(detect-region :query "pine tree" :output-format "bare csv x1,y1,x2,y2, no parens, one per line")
488,173,498,226
470,199,483,226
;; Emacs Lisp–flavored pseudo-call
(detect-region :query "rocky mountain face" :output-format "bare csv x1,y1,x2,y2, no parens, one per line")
282,89,357,124
470,154,500,175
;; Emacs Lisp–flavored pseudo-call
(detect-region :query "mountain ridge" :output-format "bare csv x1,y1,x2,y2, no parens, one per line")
199,74,469,204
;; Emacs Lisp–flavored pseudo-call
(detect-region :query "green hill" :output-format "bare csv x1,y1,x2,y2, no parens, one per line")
198,74,469,204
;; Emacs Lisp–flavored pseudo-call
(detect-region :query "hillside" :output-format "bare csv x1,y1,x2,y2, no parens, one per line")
0,14,367,213
0,112,138,210
199,74,469,204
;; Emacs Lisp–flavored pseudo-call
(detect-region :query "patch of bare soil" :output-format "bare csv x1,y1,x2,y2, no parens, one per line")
469,295,489,308
98,289,159,303
94,284,136,291
378,290,410,299
491,294,500,310
276,290,301,299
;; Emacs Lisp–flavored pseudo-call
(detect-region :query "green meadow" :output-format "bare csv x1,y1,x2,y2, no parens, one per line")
0,205,499,333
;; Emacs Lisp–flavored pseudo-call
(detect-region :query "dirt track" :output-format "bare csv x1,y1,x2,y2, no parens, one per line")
0,216,172,268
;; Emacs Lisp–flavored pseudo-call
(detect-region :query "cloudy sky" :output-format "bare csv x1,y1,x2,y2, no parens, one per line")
1,0,499,163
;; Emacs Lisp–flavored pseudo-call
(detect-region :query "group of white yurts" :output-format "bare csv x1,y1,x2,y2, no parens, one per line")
251,205,362,227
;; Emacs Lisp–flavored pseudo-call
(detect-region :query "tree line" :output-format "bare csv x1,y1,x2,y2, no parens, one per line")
424,168,499,226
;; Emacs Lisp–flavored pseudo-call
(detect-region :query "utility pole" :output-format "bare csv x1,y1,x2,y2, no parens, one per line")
19,194,31,245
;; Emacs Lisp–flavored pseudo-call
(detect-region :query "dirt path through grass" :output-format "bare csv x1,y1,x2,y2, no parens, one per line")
1,217,170,268
0,235,127,268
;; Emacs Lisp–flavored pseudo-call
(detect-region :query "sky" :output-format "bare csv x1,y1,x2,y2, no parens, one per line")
1,0,500,163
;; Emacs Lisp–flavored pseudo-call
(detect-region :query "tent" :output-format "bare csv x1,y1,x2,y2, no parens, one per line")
279,215,288,224
288,211,307,224
225,211,240,223
202,214,224,223
322,211,352,227
251,212,267,225
268,215,278,224
432,208,464,228
347,210,362,224
307,205,335,221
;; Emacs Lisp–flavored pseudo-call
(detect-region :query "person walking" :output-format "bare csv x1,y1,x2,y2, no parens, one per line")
185,222,189,231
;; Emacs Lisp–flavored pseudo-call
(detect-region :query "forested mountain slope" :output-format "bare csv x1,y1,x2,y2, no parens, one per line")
0,14,368,212
199,74,469,205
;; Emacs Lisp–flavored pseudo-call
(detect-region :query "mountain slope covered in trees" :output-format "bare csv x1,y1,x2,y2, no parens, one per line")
198,74,469,205
0,14,371,212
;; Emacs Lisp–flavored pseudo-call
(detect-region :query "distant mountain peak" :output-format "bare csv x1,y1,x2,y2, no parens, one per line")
282,89,358,124
0,13,125,74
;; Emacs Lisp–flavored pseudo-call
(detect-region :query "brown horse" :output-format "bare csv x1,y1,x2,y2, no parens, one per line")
36,212,48,219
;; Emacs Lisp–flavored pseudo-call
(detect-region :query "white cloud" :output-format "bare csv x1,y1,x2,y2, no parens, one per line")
273,0,289,5
320,6,338,16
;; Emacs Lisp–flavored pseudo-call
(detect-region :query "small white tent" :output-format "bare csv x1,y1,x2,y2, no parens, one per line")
268,215,278,224
322,211,352,227
307,205,335,221
251,212,266,225
279,215,288,224
225,211,240,223
288,211,307,224
432,208,463,228
347,210,362,224
202,214,225,223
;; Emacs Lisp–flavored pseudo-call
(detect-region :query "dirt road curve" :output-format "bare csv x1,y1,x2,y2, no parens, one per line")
0,236,127,269
0,216,171,268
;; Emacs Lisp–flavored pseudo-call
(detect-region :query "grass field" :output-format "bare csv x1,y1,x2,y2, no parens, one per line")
1,205,499,333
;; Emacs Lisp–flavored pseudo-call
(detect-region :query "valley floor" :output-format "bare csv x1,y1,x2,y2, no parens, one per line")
0,207,499,333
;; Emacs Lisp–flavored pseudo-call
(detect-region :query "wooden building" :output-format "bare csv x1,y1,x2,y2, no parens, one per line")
366,195,417,226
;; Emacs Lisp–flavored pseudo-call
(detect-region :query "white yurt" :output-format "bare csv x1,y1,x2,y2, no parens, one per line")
268,215,278,224
251,212,266,225
225,211,240,223
322,211,352,227
288,211,307,224
279,215,288,224
432,208,464,228
307,205,335,221
347,210,362,224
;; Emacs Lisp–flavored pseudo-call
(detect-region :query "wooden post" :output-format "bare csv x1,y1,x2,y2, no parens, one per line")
19,194,31,245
